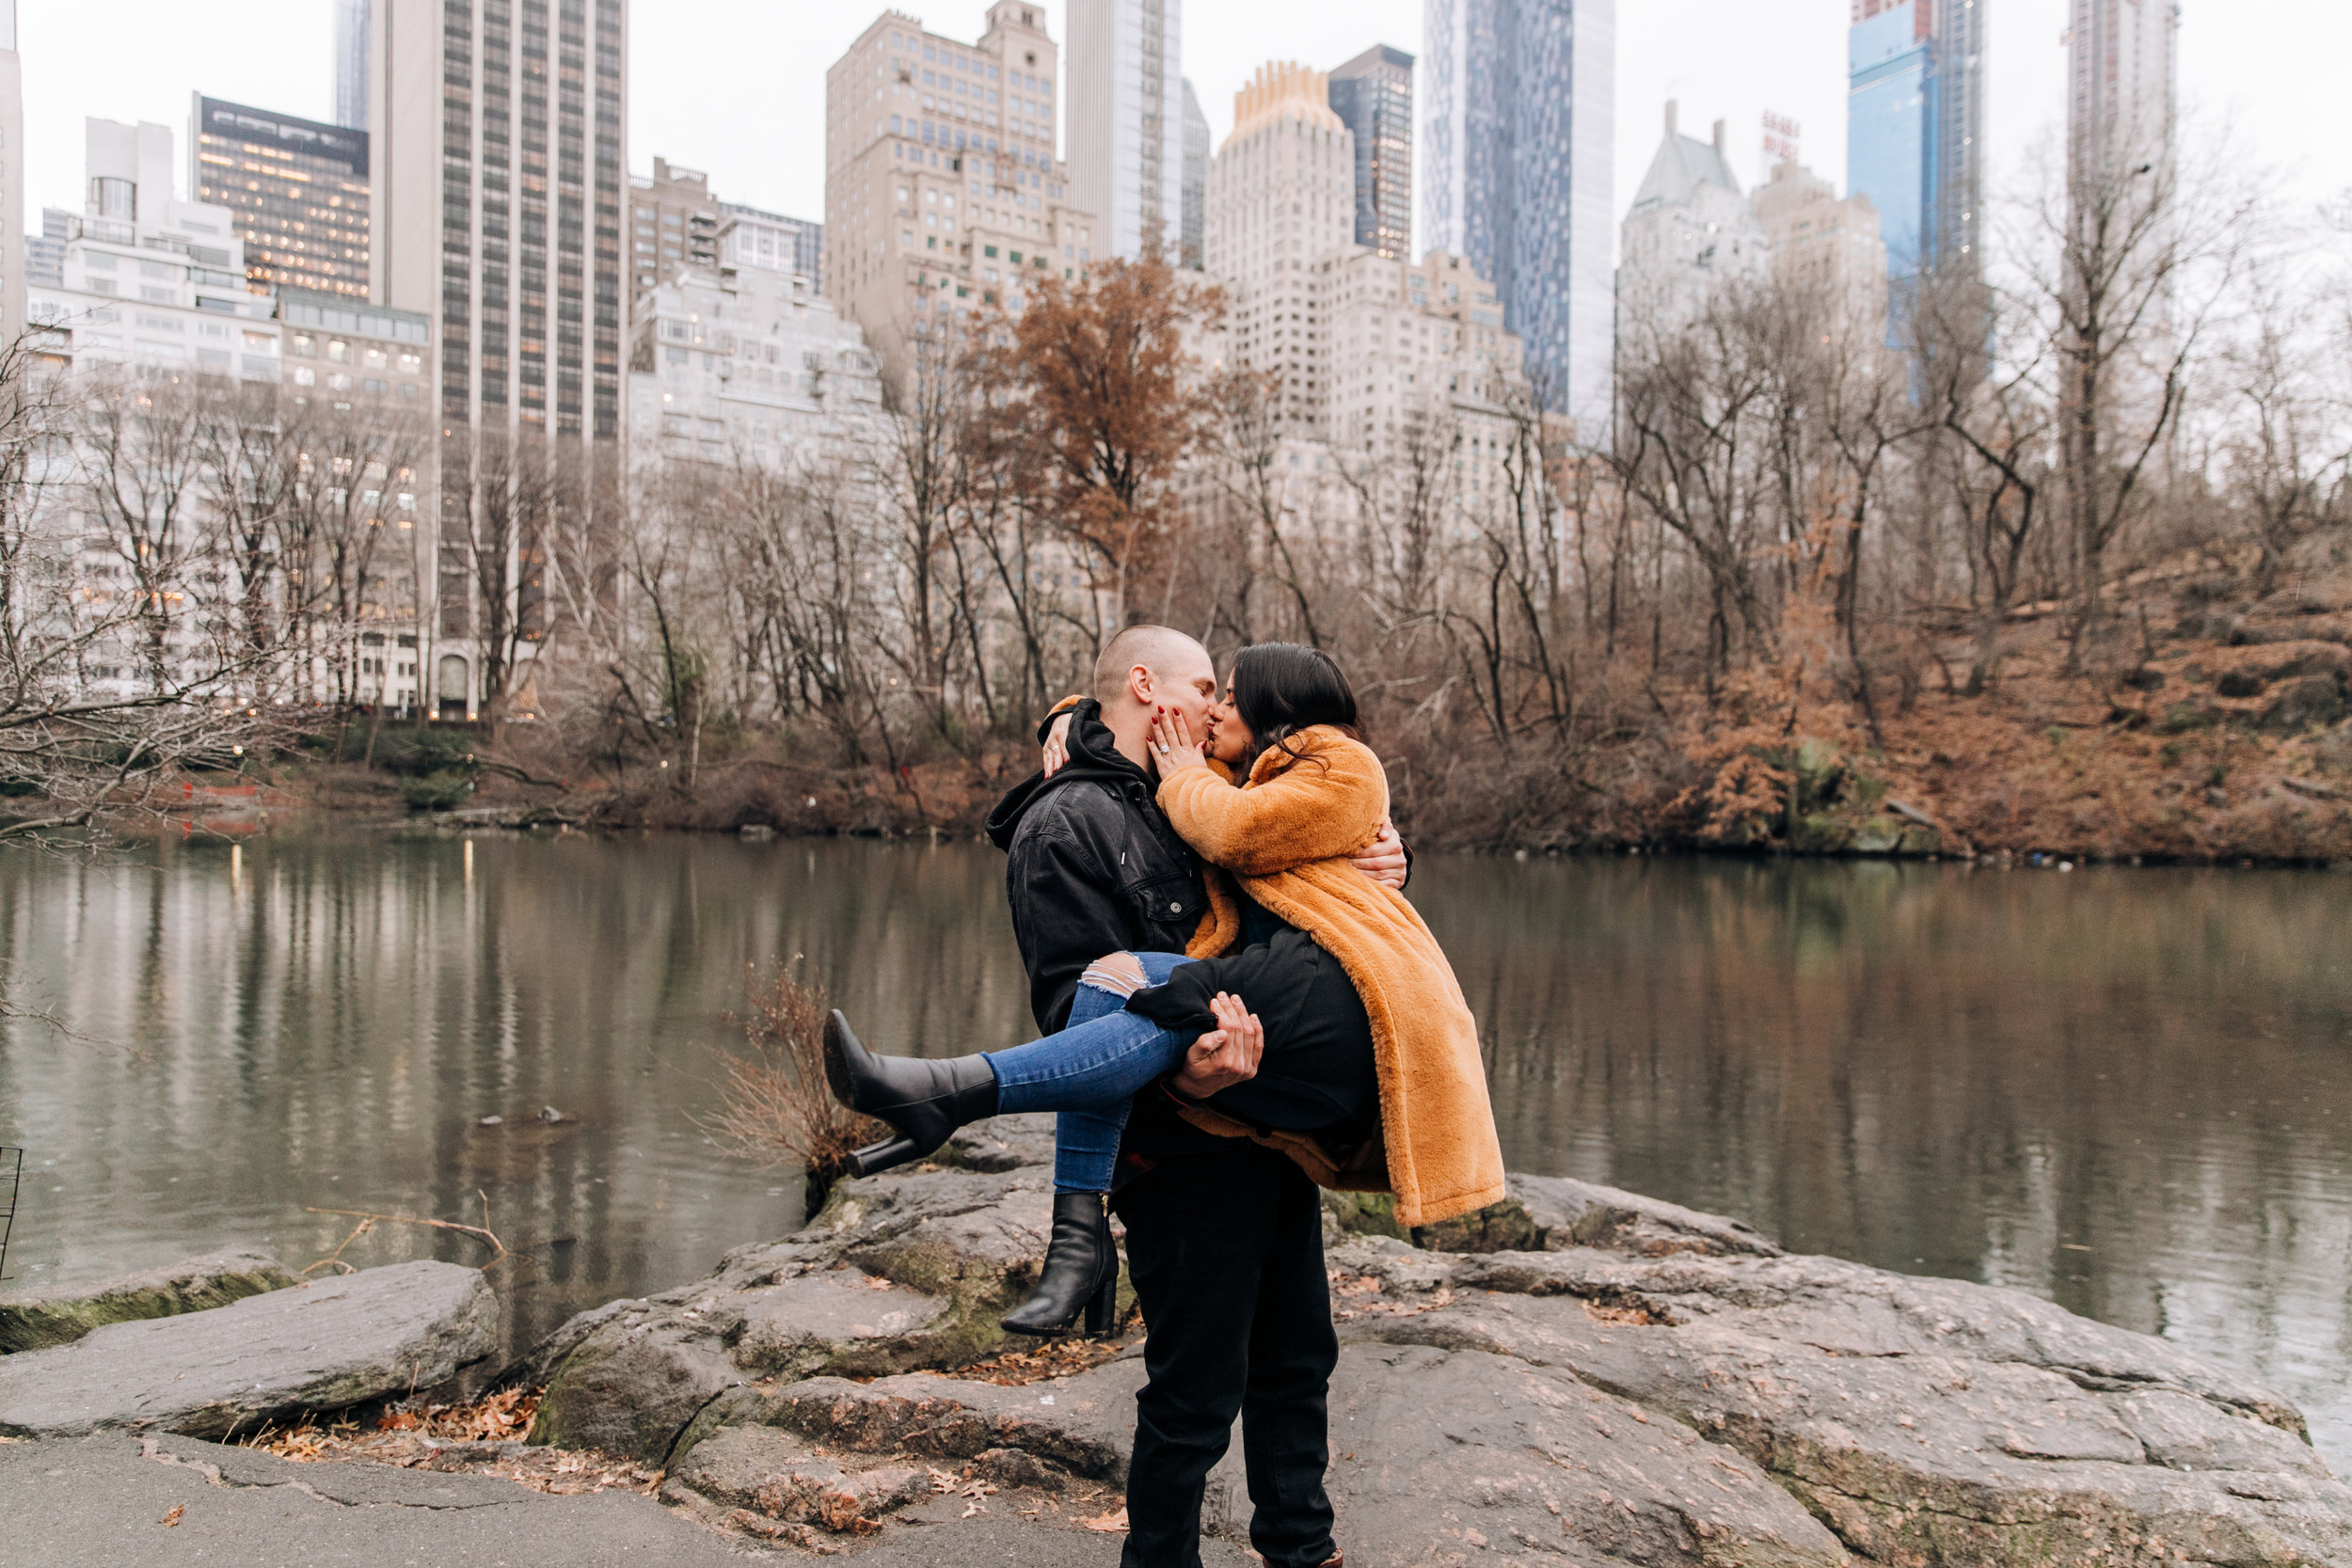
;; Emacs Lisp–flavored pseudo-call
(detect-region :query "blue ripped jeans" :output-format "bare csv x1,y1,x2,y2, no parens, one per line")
983,950,1195,1193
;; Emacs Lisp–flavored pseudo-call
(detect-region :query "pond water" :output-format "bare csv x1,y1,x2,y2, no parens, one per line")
2,834,2348,1464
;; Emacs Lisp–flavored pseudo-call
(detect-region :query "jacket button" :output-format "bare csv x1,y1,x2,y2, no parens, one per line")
1169,901,1182,912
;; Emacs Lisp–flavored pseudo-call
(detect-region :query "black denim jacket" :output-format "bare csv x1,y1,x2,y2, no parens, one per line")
983,700,1209,1034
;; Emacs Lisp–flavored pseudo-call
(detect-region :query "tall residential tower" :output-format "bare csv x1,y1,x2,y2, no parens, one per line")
1326,43,1413,261
1067,0,1184,259
823,4,1094,382
369,0,626,441
1422,0,1613,435
2066,0,2175,184
1205,61,1355,437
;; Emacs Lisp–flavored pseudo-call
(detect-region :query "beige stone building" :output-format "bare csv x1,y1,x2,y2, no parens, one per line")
823,2,1095,384
1198,60,1529,535
626,263,879,474
628,157,721,302
1617,102,1768,330
1205,62,1355,439
1749,159,1886,342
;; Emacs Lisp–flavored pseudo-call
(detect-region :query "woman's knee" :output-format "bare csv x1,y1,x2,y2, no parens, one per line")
1078,950,1149,998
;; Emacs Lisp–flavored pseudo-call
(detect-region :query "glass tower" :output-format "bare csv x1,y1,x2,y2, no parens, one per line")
1422,0,1614,435
1327,43,1413,261
1181,78,1207,270
1846,0,1981,290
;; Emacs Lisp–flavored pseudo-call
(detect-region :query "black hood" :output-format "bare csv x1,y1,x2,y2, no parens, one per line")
984,699,1153,850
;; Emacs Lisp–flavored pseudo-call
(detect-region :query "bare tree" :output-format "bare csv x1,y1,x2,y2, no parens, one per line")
0,346,300,834
2027,125,2269,657
2217,267,2350,593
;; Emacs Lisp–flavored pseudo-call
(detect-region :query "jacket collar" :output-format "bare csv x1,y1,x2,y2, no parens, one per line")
1244,723,1344,787
984,700,1155,848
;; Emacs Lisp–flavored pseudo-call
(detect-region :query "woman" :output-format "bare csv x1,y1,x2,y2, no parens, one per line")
822,642,1504,1334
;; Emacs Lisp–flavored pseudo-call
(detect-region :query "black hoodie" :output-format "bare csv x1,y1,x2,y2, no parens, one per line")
983,699,1210,1034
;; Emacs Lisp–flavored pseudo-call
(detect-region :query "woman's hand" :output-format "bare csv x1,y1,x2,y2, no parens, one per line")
1149,706,1209,775
1042,711,1073,777
1170,991,1263,1100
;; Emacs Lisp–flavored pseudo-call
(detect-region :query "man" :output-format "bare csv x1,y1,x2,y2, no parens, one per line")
982,625,1401,1568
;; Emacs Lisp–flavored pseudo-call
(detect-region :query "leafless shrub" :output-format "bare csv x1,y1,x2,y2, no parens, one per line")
707,959,885,1185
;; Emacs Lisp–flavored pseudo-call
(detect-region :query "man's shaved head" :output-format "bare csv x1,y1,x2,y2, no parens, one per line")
1092,626,1212,706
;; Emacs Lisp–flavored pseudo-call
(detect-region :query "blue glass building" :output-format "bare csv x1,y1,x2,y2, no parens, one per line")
1846,0,1983,338
1422,0,1614,435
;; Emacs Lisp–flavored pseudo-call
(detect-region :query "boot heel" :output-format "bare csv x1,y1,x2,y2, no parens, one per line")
847,1134,923,1177
1084,1256,1120,1337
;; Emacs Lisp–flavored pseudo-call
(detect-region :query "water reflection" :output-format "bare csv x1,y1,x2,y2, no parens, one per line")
1421,854,2352,1462
1,837,2346,1465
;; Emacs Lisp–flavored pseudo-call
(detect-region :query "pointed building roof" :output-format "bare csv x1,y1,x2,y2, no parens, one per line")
1628,100,1744,216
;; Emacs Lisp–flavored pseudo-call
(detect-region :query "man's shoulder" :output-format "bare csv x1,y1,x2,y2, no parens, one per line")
1008,776,1128,850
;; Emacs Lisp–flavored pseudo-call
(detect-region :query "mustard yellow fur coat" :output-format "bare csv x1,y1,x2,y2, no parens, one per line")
1158,726,1505,1228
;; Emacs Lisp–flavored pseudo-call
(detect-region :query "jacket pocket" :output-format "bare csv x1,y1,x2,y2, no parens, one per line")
1125,870,1204,929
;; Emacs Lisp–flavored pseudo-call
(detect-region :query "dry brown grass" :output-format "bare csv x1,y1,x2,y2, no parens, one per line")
707,959,889,1185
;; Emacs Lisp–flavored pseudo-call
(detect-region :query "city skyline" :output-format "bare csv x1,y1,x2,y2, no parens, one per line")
21,0,2346,281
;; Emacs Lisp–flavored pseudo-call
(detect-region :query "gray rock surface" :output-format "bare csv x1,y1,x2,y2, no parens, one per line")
1341,1244,2352,1564
0,1251,298,1354
531,1117,1093,1464
518,1117,2351,1563
666,1424,931,1532
0,1260,495,1440
667,1343,1844,1565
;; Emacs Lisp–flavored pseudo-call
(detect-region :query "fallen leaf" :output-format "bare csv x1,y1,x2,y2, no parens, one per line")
1083,1505,1129,1533
161,1505,184,1528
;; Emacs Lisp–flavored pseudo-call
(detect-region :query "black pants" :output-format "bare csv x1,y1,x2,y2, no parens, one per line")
1112,1141,1337,1568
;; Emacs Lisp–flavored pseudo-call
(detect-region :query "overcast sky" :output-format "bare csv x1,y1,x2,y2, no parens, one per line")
21,0,2347,261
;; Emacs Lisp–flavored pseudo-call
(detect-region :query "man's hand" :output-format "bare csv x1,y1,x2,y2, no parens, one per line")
1170,991,1263,1100
1351,819,1408,891
1042,711,1073,777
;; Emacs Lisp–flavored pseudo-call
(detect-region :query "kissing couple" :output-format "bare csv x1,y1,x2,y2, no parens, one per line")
820,626,1503,1567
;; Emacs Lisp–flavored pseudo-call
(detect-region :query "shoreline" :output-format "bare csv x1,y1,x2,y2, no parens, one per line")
125,797,2352,873
7,1120,2350,1562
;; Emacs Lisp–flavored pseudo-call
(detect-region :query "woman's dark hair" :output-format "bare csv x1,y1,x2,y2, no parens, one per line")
1228,642,1362,777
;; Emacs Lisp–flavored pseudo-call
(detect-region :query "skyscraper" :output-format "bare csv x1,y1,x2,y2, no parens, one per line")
1326,43,1413,261
1422,0,1613,435
369,0,626,442
1179,78,1207,270
368,0,626,718
1067,0,1184,259
191,96,371,298
1845,0,1981,289
2066,0,2175,184
1206,61,1355,437
822,5,1094,383
335,0,371,132
0,1,22,339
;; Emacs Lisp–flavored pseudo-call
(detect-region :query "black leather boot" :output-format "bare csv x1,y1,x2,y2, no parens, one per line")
821,1010,999,1177
1002,1190,1120,1337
